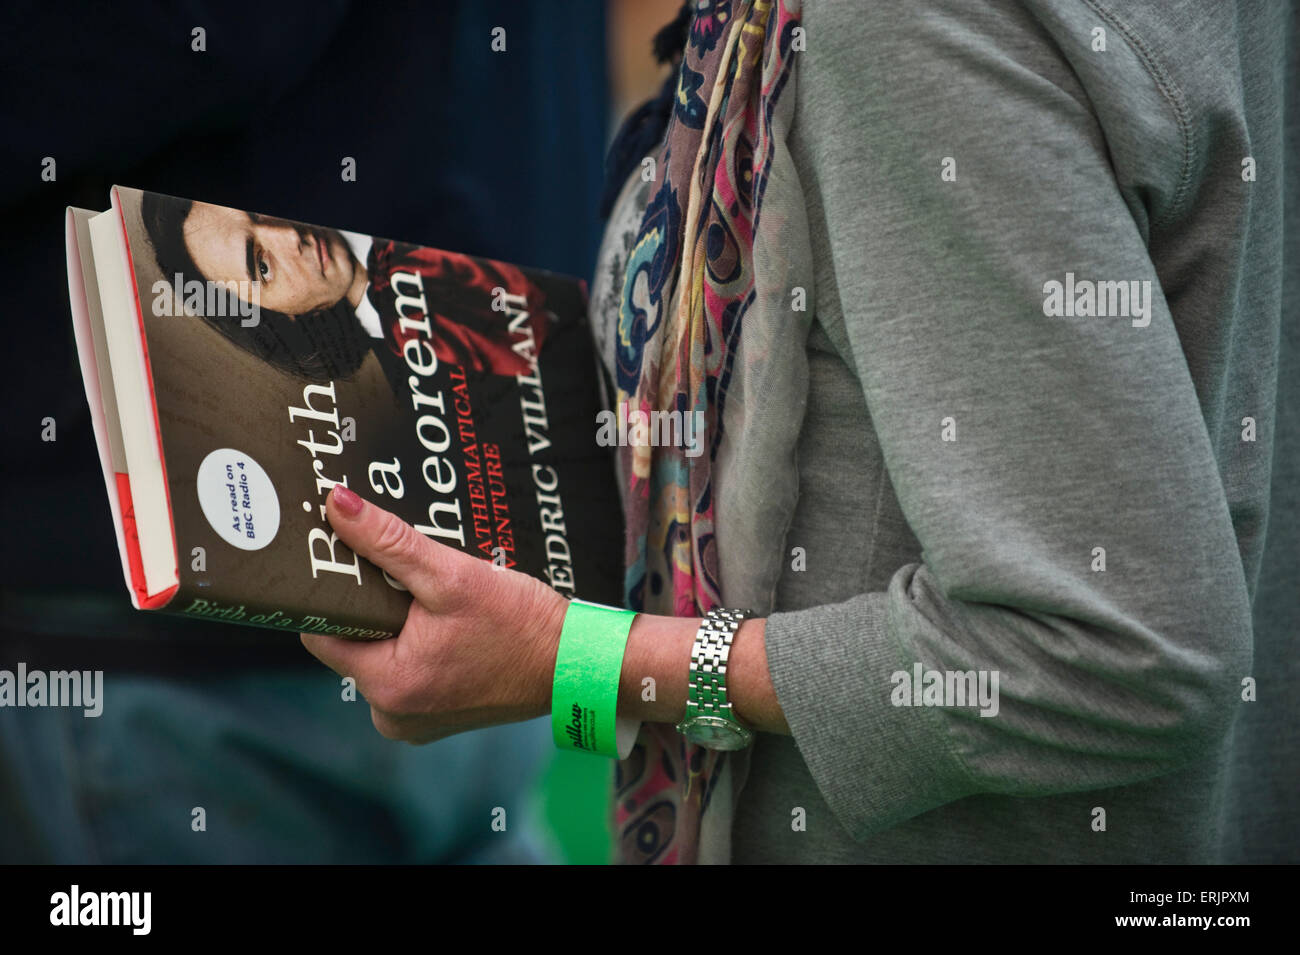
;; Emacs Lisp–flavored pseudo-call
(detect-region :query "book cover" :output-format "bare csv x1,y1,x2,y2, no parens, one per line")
68,186,623,640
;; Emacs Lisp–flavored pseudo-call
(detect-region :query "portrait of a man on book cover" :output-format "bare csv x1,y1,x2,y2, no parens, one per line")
138,191,553,386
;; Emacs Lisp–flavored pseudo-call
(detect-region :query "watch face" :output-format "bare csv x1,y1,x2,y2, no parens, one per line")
679,715,753,751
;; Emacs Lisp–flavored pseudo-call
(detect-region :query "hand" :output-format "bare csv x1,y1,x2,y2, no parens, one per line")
300,484,569,744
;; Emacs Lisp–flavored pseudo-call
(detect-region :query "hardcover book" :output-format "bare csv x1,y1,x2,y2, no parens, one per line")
65,186,622,640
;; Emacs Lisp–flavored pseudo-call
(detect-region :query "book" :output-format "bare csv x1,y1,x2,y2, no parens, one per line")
65,186,623,641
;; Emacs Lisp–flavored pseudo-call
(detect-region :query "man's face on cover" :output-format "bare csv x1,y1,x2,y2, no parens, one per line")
182,202,358,316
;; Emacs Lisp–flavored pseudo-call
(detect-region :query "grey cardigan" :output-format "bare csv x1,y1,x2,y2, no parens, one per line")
590,0,1297,863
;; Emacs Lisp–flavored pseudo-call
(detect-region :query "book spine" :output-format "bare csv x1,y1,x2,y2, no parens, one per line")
165,587,406,641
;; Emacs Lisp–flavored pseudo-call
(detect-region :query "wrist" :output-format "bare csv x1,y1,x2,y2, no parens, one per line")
619,613,698,724
727,617,771,731
618,611,785,735
528,583,571,720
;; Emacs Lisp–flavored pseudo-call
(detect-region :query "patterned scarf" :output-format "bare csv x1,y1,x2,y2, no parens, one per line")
611,0,803,865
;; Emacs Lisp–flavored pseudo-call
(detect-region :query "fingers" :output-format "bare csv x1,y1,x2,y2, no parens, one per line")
324,483,465,609
300,629,394,688
300,631,417,738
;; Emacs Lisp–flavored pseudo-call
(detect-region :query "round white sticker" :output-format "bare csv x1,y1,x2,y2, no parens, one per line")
196,449,281,551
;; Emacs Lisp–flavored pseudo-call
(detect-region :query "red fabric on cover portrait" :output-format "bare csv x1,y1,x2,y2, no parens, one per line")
367,239,551,376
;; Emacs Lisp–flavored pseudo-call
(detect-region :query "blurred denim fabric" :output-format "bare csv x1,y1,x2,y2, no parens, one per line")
0,668,554,863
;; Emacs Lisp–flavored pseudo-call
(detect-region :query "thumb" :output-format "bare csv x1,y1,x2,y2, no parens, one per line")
325,484,463,609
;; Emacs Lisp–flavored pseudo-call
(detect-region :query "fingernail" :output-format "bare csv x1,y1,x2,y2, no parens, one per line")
331,484,364,518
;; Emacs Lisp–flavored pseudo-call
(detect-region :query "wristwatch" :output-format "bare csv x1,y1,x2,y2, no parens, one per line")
675,607,754,751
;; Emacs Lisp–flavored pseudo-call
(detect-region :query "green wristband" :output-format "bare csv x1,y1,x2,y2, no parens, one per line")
551,598,639,758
